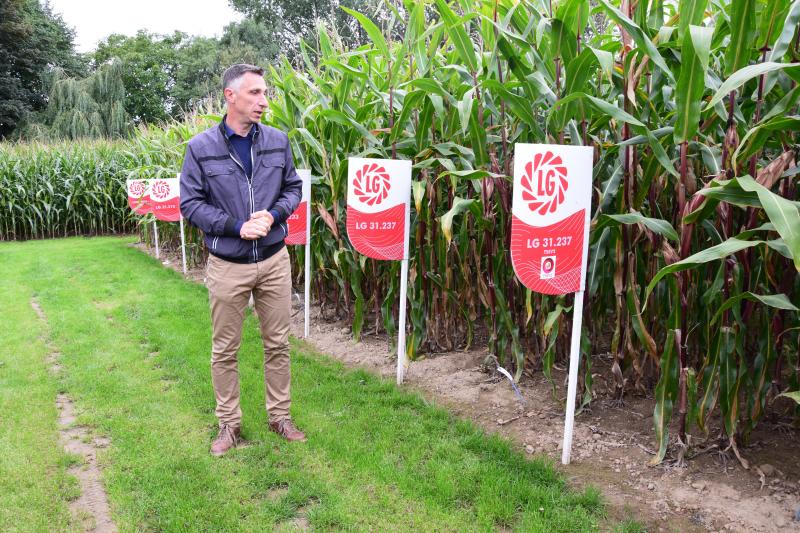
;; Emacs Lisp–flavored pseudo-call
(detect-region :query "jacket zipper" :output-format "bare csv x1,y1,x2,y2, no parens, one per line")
225,144,257,263
249,143,256,262
222,124,261,263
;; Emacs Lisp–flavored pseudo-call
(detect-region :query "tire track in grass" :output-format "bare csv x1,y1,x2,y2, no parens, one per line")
25,238,257,530
31,298,117,533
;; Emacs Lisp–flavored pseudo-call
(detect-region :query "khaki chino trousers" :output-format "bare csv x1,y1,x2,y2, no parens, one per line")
206,247,292,428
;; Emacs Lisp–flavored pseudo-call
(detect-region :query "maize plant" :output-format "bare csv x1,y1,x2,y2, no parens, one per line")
265,0,800,463
0,140,136,240
0,116,212,262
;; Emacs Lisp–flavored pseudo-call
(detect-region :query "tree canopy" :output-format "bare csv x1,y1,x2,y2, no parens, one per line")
0,0,85,138
228,0,390,60
93,31,183,125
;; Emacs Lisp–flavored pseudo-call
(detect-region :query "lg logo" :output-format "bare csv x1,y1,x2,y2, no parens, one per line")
353,163,391,206
151,180,170,200
521,151,569,215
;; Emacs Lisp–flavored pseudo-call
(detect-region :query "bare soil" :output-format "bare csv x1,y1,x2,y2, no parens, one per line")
145,242,800,532
31,299,117,532
289,304,800,533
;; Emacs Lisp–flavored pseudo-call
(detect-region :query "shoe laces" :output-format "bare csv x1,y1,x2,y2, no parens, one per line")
276,419,296,434
219,424,238,445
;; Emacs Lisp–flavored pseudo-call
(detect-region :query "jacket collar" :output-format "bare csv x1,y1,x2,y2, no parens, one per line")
221,115,257,139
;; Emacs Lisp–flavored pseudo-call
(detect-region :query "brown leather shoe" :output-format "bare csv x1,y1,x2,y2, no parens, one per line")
210,424,240,456
269,418,307,442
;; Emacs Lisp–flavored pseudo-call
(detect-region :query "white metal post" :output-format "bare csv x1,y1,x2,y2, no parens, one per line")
396,180,412,385
397,257,409,385
303,192,311,338
561,290,585,465
302,171,312,338
179,216,187,274
304,241,311,337
153,221,160,259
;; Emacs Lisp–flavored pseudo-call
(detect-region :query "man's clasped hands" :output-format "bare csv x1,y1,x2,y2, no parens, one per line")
239,210,274,240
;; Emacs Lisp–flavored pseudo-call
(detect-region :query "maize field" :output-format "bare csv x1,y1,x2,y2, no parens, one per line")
2,0,799,463
0,141,135,240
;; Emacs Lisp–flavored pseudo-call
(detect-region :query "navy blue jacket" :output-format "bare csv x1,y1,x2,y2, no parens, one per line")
180,119,302,263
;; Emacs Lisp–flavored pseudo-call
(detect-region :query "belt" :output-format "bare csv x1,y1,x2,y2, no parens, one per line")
210,240,286,264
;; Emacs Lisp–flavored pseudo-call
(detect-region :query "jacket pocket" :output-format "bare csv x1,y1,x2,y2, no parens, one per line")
252,158,284,209
260,157,284,169
201,162,246,217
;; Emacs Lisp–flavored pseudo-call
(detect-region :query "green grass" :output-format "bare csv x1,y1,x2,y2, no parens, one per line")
0,237,607,531
0,252,76,531
613,517,648,533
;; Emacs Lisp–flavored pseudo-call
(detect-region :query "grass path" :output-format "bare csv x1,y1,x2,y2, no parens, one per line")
1,237,608,531
0,249,76,530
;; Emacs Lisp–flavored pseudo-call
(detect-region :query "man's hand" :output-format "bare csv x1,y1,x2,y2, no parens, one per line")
250,210,275,226
240,217,271,240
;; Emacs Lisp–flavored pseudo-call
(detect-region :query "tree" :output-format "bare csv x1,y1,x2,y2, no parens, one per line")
172,36,224,115
228,0,390,61
43,61,129,139
93,28,275,124
219,18,282,67
0,0,86,138
150,24,279,119
93,31,184,124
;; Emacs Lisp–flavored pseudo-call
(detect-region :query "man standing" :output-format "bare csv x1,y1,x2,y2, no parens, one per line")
180,64,306,456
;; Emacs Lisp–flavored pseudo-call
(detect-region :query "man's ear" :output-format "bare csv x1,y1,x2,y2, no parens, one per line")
223,87,235,103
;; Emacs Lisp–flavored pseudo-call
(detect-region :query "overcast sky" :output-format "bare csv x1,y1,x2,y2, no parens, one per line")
48,0,244,53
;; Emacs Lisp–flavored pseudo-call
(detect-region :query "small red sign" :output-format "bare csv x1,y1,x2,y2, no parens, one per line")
285,169,311,246
511,145,593,295
285,201,307,245
346,158,411,261
150,178,181,222
127,179,150,214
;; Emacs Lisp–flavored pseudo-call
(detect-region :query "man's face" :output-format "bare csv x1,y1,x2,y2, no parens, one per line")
225,72,268,124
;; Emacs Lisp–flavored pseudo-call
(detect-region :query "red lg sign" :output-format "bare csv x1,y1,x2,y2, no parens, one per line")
347,158,410,262
510,145,592,296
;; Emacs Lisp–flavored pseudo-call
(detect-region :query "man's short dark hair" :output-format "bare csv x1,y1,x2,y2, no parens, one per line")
222,64,265,92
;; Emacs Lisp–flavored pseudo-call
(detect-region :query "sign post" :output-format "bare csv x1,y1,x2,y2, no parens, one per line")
153,221,160,259
285,169,312,337
510,145,593,464
174,174,187,274
346,158,411,384
150,177,182,268
179,216,187,274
